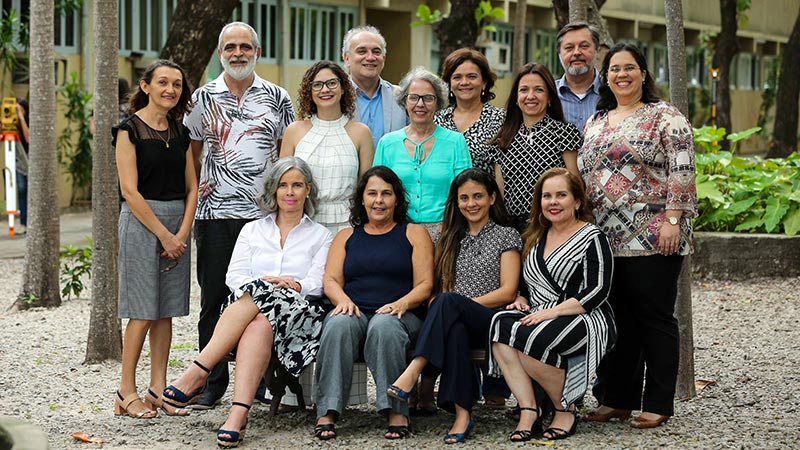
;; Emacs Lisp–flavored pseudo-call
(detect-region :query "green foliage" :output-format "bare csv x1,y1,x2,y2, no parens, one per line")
412,4,443,27
736,0,752,28
694,127,800,235
60,237,93,300
757,57,780,131
21,292,38,305
57,72,93,198
474,1,505,33
0,9,20,96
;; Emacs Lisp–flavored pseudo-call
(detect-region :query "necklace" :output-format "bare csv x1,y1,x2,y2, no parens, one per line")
155,125,171,148
612,101,642,116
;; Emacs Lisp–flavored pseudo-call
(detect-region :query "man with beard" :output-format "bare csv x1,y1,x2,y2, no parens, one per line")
342,25,407,147
555,22,602,132
183,21,294,409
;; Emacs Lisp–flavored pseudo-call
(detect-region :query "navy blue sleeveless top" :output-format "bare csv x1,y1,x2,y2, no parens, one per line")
343,222,414,313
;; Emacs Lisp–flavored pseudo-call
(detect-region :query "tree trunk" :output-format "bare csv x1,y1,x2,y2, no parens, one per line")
435,0,482,71
85,0,122,363
713,0,738,149
15,0,61,310
767,8,800,158
553,0,612,49
512,0,528,71
553,0,570,30
569,0,588,22
159,0,239,89
664,0,695,400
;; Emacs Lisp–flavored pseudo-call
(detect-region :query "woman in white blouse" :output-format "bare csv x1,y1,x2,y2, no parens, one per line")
162,157,333,448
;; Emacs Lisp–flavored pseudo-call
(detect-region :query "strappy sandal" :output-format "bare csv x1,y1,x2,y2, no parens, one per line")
217,402,250,448
314,423,337,441
385,424,411,440
163,360,210,407
443,419,474,444
509,406,542,442
387,383,417,402
144,388,190,416
542,407,579,440
113,390,157,419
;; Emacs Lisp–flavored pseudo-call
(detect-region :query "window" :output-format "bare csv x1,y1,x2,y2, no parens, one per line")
651,44,669,84
288,3,356,64
235,0,280,61
3,0,80,54
535,30,561,78
735,52,760,90
481,25,531,77
686,47,708,87
118,0,178,56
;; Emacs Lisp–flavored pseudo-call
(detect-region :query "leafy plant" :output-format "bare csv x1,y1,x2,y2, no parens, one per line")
0,9,21,97
60,237,93,299
20,292,38,305
412,4,443,26
57,72,93,202
694,127,800,235
412,1,504,33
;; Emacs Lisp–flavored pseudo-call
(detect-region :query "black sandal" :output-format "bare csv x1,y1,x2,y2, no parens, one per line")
542,407,578,440
509,406,542,442
385,424,411,440
314,423,337,441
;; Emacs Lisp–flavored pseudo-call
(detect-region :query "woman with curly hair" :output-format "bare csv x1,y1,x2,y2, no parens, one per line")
280,60,374,233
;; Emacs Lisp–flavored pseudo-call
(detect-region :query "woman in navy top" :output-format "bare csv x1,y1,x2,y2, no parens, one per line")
314,166,434,441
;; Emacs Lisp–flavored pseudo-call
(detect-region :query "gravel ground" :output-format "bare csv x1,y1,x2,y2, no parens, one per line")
1,256,798,450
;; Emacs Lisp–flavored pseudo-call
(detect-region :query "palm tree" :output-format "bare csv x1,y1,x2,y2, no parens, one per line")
16,0,61,309
664,0,695,400
85,0,122,363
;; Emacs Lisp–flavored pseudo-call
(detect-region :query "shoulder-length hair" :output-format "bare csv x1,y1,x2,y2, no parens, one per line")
394,66,449,113
259,156,319,217
440,48,498,104
597,42,660,111
296,60,356,120
521,168,594,258
489,62,565,151
349,165,409,226
435,168,511,294
128,59,193,120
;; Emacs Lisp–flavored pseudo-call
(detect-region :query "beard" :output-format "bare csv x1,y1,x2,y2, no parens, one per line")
221,56,256,81
562,58,595,76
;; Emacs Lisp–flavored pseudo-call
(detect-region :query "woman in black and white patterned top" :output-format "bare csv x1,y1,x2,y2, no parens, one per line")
435,49,505,176
388,169,521,444
490,62,582,231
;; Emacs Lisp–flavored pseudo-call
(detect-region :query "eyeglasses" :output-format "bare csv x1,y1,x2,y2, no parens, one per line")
608,64,641,74
158,250,180,273
310,78,341,91
405,94,436,105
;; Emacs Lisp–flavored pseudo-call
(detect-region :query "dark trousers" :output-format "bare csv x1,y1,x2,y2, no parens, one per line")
414,292,497,413
195,218,254,398
16,171,27,226
593,254,684,416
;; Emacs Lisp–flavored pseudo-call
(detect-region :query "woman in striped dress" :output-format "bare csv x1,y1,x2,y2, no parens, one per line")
487,168,615,441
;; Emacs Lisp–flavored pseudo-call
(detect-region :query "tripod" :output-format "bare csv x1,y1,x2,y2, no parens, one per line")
3,130,21,238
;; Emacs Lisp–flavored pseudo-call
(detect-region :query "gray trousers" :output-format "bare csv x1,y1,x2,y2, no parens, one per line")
315,310,422,419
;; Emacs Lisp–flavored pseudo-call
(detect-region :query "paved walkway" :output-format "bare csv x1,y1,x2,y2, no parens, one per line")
0,211,92,259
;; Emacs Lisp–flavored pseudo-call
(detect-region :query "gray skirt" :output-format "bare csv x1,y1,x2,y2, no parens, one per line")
118,199,191,320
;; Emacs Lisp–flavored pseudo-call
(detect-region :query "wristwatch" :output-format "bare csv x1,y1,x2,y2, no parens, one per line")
667,216,679,226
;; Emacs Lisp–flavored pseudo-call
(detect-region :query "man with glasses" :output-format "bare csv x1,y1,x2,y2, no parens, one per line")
342,25,408,147
183,21,294,410
555,22,602,132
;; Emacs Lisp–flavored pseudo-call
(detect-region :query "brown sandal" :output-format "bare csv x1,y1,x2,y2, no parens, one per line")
144,388,190,416
114,390,157,419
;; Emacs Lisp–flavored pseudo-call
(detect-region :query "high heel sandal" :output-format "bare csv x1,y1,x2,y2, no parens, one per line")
144,388,190,416
387,383,417,402
163,360,210,407
509,405,542,442
216,402,251,448
443,419,474,444
114,390,157,419
542,407,579,440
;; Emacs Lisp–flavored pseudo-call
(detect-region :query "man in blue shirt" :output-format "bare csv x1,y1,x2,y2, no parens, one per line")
342,25,407,147
555,22,602,132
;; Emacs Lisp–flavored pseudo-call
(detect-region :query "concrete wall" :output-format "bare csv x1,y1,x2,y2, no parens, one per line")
693,232,800,279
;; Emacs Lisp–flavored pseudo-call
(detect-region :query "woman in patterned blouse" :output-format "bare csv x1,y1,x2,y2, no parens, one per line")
579,43,697,430
489,62,582,231
435,49,505,176
388,168,521,444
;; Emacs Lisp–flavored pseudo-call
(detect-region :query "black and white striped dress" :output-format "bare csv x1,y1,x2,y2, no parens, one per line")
487,223,616,408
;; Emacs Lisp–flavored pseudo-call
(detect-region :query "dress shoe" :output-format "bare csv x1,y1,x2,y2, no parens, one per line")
630,414,669,429
584,407,631,422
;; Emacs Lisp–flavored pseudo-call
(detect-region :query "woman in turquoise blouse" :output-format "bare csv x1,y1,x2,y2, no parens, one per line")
373,66,472,241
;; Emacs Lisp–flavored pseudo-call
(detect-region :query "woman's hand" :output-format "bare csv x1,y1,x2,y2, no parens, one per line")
519,308,559,326
331,299,361,318
158,232,187,260
260,276,301,292
506,295,530,312
658,220,681,255
376,299,410,319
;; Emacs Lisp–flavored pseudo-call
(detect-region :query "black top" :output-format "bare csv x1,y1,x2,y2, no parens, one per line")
112,114,190,201
343,222,415,314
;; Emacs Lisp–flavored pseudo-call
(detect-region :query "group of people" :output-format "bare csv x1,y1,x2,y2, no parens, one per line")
111,19,697,447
